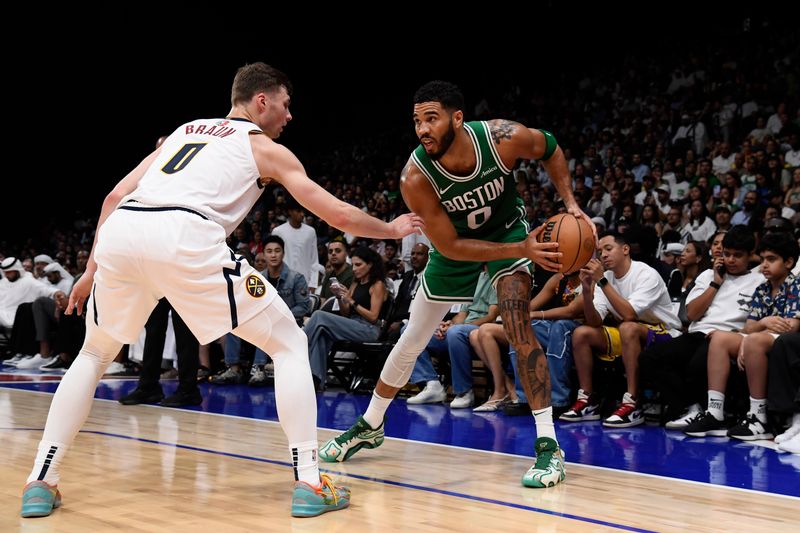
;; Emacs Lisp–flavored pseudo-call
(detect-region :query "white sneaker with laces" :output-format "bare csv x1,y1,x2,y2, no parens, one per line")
406,380,447,404
665,403,702,430
449,389,474,409
16,354,52,369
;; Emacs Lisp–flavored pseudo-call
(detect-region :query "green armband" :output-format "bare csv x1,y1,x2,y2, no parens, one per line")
539,129,558,160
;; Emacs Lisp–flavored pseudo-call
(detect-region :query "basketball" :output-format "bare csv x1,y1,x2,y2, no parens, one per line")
536,213,596,274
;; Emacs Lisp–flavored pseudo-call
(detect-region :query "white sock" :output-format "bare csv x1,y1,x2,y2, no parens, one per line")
791,413,800,427
363,391,392,429
27,441,68,485
749,397,768,423
707,390,725,421
533,406,557,442
290,440,320,486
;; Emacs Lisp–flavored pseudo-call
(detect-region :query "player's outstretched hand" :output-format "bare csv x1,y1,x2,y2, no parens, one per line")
390,212,425,239
66,273,93,316
526,225,562,272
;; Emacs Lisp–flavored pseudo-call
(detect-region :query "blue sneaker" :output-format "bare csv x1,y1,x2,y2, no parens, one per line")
319,415,384,462
21,480,62,518
291,474,350,517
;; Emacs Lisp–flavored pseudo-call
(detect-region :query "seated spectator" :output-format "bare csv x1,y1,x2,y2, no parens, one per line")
475,272,584,414
562,231,681,427
384,243,428,343
318,237,354,307
768,333,800,454
1,258,66,366
304,247,387,390
684,232,799,439
640,227,762,428
212,235,310,386
406,267,499,408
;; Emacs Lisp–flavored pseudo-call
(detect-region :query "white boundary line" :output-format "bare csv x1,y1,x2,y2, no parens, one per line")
4,386,798,502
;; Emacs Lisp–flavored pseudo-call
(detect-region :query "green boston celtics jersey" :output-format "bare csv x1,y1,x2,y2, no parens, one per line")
411,121,525,239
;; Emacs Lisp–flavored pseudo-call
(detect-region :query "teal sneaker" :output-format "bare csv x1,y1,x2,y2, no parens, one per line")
521,437,566,488
21,480,62,518
319,415,384,462
291,474,350,517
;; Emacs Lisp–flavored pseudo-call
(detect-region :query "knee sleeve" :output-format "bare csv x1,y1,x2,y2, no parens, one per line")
80,318,124,367
380,296,451,388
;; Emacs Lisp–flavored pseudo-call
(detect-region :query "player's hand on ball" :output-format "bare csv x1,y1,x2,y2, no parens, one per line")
527,225,562,272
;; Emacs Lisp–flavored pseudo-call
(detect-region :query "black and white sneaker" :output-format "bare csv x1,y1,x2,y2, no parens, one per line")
560,389,601,422
684,411,728,437
727,414,774,441
39,357,70,372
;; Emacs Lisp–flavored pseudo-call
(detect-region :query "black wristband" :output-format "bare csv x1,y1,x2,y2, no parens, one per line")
597,277,609,288
709,281,721,290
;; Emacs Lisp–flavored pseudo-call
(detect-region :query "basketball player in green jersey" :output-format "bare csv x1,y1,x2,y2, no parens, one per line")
320,81,594,488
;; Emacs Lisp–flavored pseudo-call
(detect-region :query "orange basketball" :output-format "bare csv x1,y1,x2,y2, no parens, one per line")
536,214,596,274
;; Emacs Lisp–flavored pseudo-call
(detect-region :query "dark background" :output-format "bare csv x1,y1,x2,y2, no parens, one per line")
4,10,770,236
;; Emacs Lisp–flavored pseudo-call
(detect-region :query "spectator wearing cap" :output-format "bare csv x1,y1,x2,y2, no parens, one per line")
661,242,685,270
591,216,607,233
655,184,672,217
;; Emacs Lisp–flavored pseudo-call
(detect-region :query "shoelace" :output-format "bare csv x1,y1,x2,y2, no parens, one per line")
334,423,362,445
568,398,588,414
612,402,637,418
318,474,338,505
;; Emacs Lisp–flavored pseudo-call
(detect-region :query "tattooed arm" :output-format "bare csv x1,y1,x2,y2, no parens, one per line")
497,271,551,410
490,119,596,240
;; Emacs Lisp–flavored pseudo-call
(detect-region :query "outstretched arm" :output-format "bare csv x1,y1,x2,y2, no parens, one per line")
252,135,422,239
400,159,561,269
66,147,162,316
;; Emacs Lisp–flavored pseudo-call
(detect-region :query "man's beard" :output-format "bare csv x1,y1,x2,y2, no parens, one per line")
428,119,456,161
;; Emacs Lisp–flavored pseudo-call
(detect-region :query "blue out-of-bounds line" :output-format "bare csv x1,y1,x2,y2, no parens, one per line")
4,427,653,533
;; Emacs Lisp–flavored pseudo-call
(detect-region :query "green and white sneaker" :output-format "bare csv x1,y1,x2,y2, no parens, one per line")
319,416,384,462
521,437,566,488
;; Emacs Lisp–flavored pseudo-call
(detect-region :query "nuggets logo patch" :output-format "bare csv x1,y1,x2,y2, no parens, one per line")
246,275,266,298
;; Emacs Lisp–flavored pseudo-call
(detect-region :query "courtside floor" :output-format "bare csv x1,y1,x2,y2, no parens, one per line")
1,371,797,531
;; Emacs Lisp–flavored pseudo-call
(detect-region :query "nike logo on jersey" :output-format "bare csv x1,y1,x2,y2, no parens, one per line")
439,183,455,195
505,218,518,229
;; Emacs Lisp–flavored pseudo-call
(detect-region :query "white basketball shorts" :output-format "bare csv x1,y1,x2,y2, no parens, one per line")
91,206,276,345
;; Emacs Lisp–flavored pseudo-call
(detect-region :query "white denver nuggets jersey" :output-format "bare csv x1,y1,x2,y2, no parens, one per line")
125,118,264,235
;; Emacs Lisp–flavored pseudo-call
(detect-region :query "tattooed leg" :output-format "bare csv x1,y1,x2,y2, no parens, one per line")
497,272,552,410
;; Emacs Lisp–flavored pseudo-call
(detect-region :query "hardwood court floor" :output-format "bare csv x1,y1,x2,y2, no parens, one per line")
0,387,798,532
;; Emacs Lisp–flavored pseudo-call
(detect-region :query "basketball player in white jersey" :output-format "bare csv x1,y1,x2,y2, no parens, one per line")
20,62,423,519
